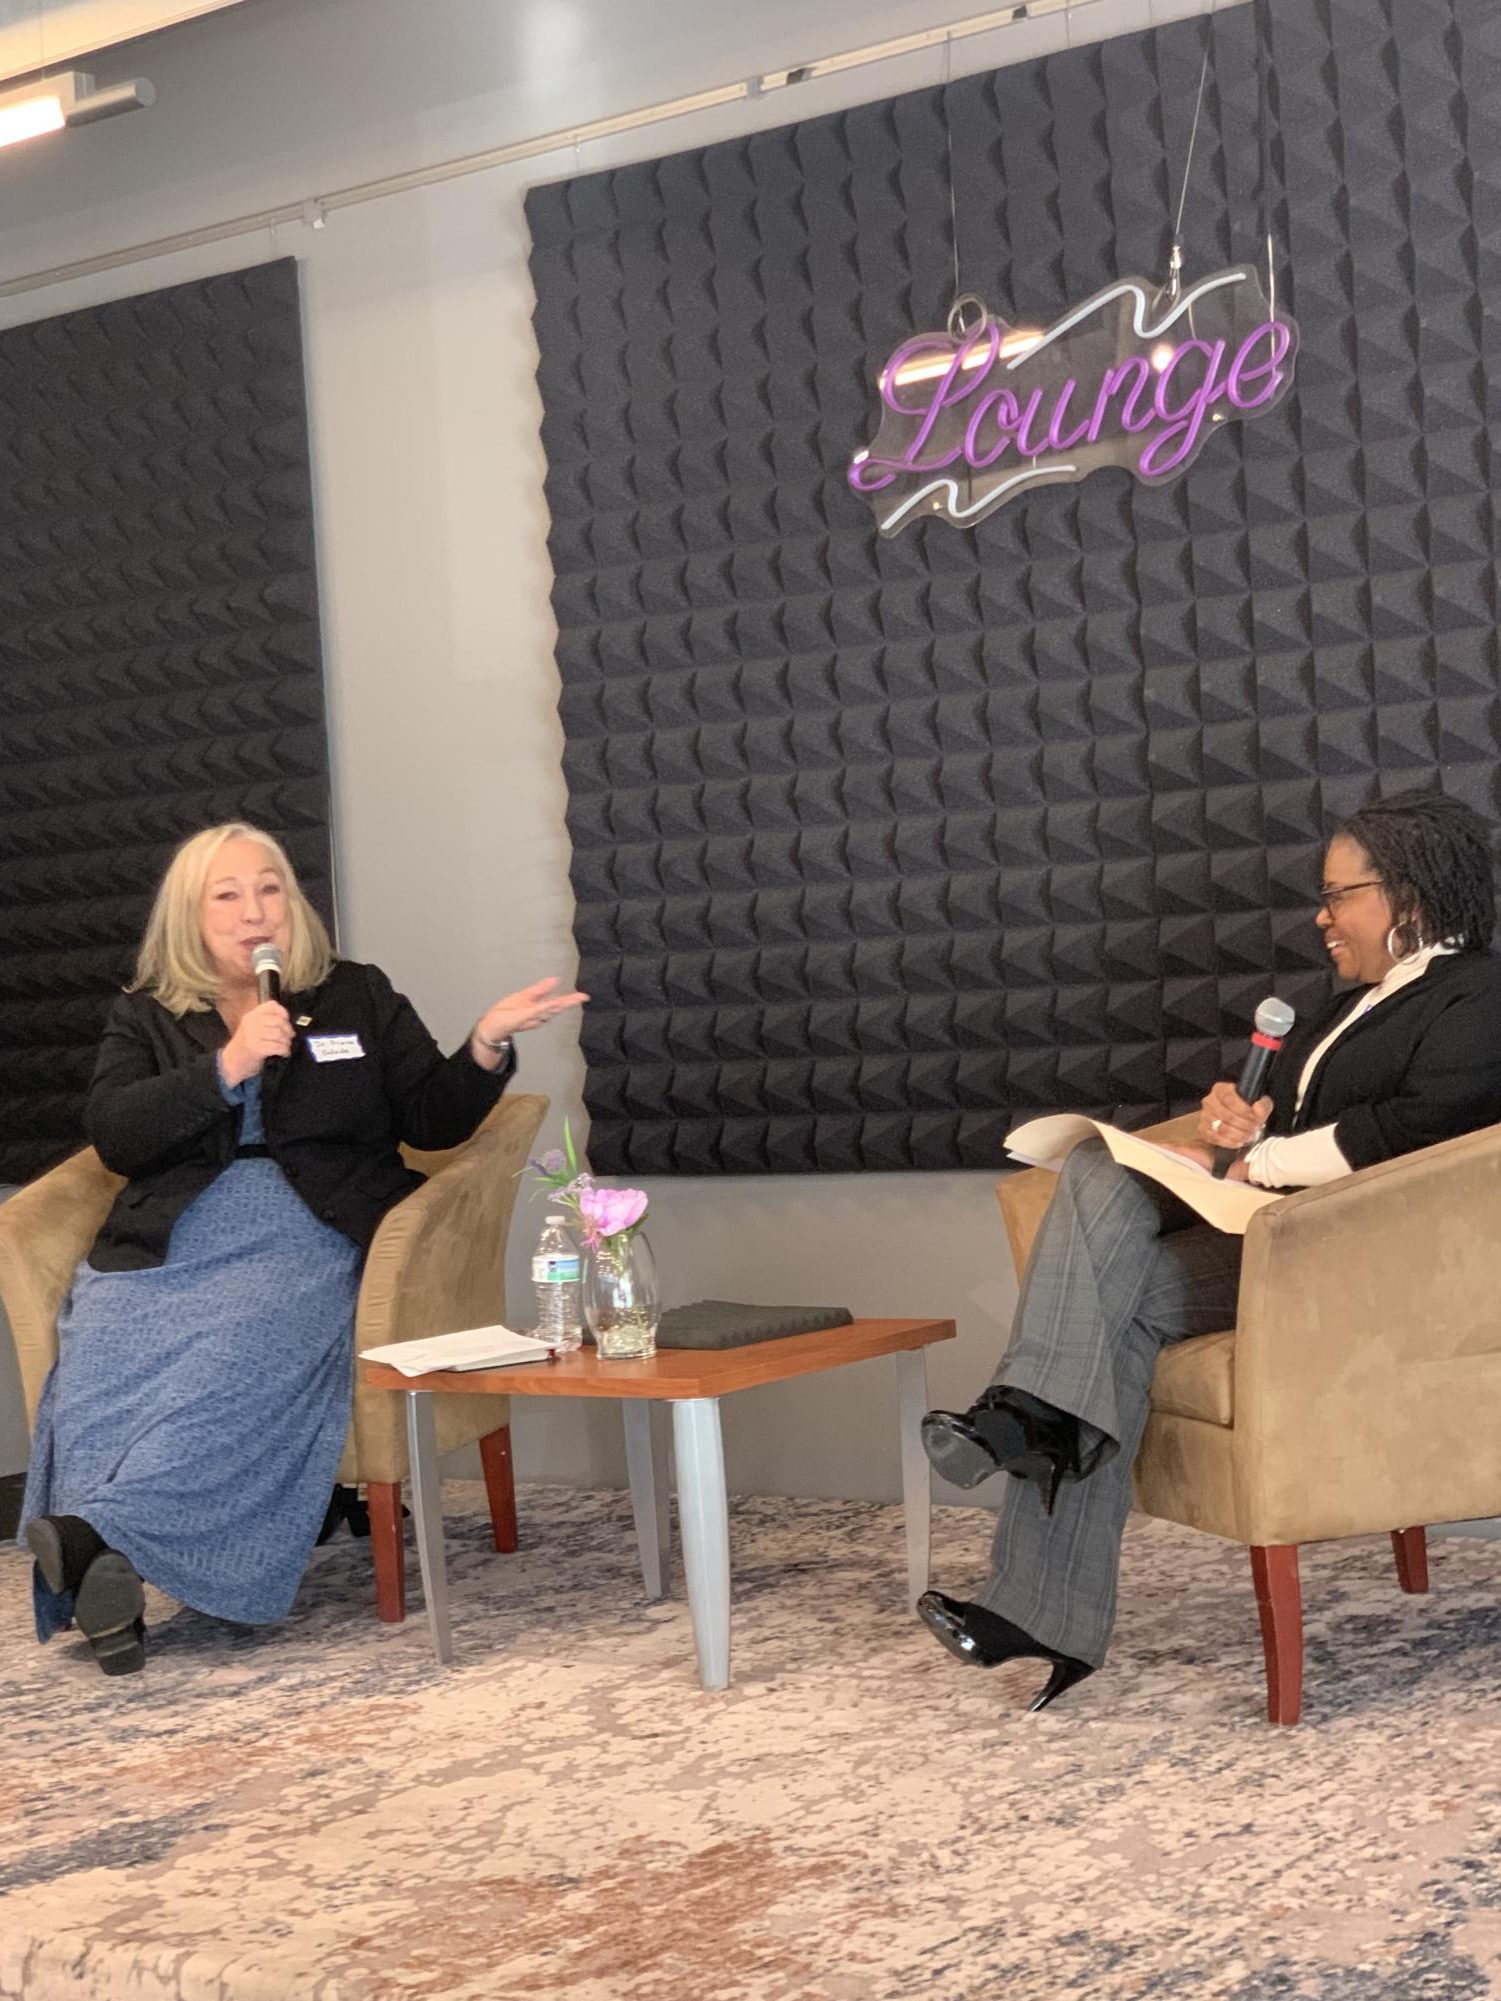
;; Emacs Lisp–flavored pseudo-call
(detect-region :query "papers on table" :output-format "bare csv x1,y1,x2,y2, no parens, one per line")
362,1324,558,1375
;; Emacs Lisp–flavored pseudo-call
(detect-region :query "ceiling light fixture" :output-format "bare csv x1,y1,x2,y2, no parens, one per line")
0,69,154,151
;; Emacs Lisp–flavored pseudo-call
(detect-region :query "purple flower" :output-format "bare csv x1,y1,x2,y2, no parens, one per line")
534,1149,568,1177
576,1185,648,1244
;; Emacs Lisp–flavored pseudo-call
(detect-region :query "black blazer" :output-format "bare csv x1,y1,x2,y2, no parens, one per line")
1265,952,1501,1170
84,959,515,1272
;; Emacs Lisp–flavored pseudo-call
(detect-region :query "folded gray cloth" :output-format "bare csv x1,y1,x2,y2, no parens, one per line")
654,1301,855,1350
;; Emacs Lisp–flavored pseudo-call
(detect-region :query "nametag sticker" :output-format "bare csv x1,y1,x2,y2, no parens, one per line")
307,1033,365,1063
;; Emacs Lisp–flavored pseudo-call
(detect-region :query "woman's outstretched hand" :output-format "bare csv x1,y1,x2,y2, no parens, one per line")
470,977,588,1069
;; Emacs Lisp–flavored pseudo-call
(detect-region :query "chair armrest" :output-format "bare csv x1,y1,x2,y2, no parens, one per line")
1232,1119,1501,1537
355,1092,548,1354
996,1112,1201,1280
0,1150,124,1425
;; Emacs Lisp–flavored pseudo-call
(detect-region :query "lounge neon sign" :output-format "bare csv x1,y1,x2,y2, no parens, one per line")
850,265,1298,534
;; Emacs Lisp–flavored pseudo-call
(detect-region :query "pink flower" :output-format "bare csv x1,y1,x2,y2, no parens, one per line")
576,1185,648,1244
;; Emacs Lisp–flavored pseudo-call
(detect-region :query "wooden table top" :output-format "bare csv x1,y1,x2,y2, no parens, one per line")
361,1315,957,1402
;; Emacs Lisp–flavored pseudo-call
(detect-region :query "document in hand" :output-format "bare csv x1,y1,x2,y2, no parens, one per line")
362,1325,558,1375
1005,1116,1283,1236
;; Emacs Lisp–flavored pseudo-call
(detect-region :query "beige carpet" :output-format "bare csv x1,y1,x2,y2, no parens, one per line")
4,1484,1501,2001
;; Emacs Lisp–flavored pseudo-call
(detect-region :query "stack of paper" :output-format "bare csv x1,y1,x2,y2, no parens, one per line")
1006,1115,1283,1237
362,1324,558,1375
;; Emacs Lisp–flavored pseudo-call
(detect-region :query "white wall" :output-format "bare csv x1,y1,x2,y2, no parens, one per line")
0,0,1222,1500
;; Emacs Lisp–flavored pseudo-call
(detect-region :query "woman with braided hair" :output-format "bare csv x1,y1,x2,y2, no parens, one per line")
918,788,1501,1708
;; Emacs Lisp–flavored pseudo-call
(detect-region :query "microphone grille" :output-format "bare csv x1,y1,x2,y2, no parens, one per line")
1254,996,1296,1038
250,942,284,977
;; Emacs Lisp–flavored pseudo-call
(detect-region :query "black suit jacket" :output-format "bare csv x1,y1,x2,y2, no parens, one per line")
1264,951,1501,1170
84,959,515,1271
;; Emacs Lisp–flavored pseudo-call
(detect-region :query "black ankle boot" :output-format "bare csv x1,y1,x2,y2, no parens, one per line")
920,1387,1082,1511
25,1514,106,1596
74,1553,146,1677
916,1591,1094,1710
316,1485,393,1545
316,1484,373,1544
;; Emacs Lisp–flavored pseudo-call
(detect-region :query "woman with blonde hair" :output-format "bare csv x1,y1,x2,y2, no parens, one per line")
20,823,585,1675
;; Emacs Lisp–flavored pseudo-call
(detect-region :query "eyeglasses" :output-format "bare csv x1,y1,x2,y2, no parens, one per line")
1316,879,1384,913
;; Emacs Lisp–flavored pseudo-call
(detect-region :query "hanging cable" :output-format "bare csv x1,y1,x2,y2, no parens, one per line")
1161,37,1212,305
944,32,962,310
1254,0,1277,318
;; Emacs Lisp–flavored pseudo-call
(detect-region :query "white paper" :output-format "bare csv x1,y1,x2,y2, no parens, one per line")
362,1324,558,1375
1005,1114,1282,1237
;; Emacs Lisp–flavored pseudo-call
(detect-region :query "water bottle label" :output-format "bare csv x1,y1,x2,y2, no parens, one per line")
532,1254,581,1284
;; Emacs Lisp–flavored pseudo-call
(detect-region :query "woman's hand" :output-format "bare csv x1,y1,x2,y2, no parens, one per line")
1196,1081,1272,1153
221,1000,294,1086
1156,1142,1252,1181
470,977,588,1069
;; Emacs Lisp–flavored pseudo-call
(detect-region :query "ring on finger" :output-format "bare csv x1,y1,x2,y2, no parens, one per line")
1210,1117,1222,1133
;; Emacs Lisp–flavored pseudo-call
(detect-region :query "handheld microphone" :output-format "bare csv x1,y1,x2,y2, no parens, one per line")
1211,996,1296,1180
251,941,283,1007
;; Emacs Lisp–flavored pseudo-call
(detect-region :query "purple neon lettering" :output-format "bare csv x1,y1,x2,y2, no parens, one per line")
1013,385,1053,459
880,333,958,416
1084,355,1154,441
964,386,1021,469
1226,321,1291,408
876,321,1000,473
1138,338,1230,478
849,456,898,493
852,294,1295,508
1044,377,1094,453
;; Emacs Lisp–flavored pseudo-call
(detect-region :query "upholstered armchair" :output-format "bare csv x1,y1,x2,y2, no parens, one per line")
998,1114,1501,1724
0,1092,547,1623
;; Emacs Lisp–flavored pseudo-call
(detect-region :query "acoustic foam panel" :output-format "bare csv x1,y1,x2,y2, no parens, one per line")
529,0,1501,1175
0,258,333,1185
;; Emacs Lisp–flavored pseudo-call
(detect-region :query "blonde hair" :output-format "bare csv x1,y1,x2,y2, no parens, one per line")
132,822,336,1015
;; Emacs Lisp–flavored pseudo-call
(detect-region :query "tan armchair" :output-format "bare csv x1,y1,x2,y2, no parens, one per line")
0,1091,547,1624
999,1114,1501,1724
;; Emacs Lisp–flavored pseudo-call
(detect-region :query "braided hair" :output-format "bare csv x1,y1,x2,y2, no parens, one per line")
1337,789,1496,956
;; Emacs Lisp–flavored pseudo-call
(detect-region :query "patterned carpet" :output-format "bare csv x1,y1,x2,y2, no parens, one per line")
4,1485,1501,2001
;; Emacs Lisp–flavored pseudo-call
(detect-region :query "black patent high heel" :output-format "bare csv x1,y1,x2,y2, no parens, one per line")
920,1388,1082,1514
917,1591,1095,1711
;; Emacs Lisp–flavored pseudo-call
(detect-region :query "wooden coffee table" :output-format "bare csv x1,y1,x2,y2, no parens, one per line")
362,1316,956,1689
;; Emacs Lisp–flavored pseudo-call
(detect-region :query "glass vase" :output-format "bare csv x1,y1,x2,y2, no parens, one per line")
584,1231,659,1360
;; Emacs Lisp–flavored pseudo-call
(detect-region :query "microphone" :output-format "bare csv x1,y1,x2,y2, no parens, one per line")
1211,995,1296,1180
251,941,283,1007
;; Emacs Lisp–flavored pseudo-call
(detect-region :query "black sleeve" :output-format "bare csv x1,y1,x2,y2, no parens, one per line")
1333,982,1501,1169
84,999,233,1177
366,965,514,1151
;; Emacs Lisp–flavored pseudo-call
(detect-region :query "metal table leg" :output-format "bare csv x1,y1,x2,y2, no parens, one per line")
623,1400,672,1600
671,1397,730,1689
895,1347,931,1611
405,1389,453,1665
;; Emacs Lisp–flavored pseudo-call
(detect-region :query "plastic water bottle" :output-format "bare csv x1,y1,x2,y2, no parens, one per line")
531,1214,583,1351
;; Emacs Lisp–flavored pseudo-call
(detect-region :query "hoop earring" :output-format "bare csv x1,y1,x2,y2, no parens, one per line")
1385,923,1426,966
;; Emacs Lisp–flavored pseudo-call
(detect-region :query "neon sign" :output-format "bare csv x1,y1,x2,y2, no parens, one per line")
850,265,1298,534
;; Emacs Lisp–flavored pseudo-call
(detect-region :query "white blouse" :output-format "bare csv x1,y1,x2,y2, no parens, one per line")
1242,944,1457,1189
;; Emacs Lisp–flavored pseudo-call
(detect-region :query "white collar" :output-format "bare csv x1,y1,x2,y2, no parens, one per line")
1355,940,1457,1011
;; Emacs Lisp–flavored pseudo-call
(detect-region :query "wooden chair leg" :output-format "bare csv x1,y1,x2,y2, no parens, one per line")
1250,1543,1303,1726
367,1480,406,1623
479,1425,519,1554
1391,1525,1430,1594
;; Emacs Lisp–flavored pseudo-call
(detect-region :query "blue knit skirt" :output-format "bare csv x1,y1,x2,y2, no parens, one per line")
21,1090,361,1640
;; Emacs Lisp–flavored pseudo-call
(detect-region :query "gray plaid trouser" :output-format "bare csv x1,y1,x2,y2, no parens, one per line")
975,1139,1244,1666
